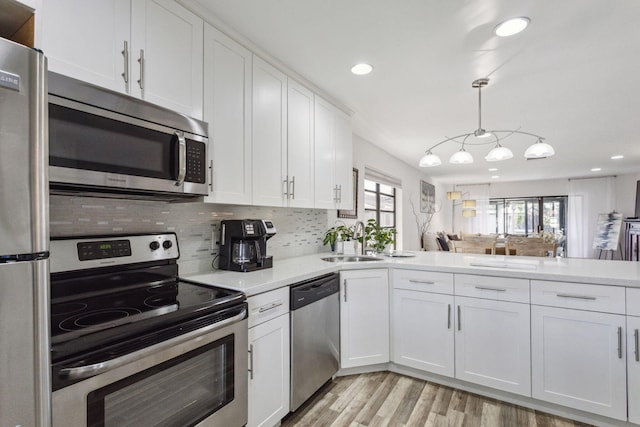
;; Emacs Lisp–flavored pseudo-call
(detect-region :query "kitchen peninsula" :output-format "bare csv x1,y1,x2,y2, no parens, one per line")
188,252,640,427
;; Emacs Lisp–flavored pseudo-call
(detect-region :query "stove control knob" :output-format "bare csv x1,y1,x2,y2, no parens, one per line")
162,240,173,249
149,241,160,251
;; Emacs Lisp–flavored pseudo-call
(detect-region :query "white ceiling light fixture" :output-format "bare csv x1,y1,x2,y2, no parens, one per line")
495,17,530,37
418,78,553,167
351,63,373,75
611,155,624,160
591,167,602,172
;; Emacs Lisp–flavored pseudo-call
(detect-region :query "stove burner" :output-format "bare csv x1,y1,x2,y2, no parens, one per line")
144,295,178,308
58,308,142,332
51,302,87,316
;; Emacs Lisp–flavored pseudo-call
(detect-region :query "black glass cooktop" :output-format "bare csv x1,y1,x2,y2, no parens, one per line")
50,262,244,363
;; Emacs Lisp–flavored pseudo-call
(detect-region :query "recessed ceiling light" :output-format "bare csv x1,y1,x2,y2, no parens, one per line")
591,167,602,172
494,17,530,37
611,155,624,160
488,168,498,172
491,175,500,179
351,63,373,75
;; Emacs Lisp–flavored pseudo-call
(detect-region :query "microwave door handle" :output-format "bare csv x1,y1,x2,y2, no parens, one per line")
175,131,187,186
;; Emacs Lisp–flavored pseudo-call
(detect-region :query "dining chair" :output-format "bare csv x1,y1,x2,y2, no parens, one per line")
450,235,497,255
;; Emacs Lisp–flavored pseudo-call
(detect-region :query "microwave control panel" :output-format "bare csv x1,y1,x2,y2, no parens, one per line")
185,140,206,184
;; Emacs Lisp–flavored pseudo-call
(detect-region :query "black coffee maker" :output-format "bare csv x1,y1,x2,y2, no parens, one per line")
219,219,276,272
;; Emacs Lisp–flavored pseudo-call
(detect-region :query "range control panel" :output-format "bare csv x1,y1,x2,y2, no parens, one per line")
51,233,180,273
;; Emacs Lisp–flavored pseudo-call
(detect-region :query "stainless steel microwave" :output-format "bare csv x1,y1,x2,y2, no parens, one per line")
48,72,208,199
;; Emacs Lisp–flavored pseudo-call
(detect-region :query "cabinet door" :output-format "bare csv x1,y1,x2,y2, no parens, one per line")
286,80,315,208
130,0,203,118
531,305,627,420
203,24,252,205
313,96,336,209
248,314,290,427
340,269,389,368
252,56,287,207
334,108,353,210
392,289,454,376
455,296,531,396
41,0,131,93
629,316,640,424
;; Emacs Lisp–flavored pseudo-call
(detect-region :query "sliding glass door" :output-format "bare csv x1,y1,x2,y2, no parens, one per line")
489,196,567,236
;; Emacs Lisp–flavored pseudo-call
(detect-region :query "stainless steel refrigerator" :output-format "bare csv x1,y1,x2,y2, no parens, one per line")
0,37,50,427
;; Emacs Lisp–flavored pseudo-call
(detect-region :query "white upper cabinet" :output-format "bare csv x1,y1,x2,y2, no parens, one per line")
41,0,131,93
203,24,252,205
286,80,315,208
252,56,288,207
130,0,203,118
334,108,353,210
314,96,352,210
41,0,203,119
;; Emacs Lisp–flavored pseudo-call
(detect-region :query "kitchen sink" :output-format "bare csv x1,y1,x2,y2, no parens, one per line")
320,255,383,263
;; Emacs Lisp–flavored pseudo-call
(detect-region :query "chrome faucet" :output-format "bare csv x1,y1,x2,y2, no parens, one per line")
353,220,367,255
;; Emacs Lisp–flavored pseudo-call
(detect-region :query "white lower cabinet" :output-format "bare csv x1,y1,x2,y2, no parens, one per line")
531,305,627,420
340,269,389,369
391,270,454,376
454,295,531,396
247,289,290,427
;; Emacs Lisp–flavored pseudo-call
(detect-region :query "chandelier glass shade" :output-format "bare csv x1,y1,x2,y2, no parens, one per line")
419,78,553,167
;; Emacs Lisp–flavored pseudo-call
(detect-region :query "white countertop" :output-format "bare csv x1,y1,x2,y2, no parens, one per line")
184,251,640,297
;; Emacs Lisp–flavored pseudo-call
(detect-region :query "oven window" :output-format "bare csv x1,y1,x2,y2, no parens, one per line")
87,335,234,427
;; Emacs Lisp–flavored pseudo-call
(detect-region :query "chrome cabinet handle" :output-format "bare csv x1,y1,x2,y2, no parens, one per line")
209,160,214,190
343,279,347,302
248,344,254,380
409,279,435,285
475,286,507,292
333,185,339,203
59,307,246,381
618,327,623,359
338,184,342,203
258,301,283,313
556,294,597,300
457,305,461,331
121,40,129,85
175,131,186,186
447,304,451,329
137,49,145,90
290,176,295,200
283,177,289,199
635,329,639,362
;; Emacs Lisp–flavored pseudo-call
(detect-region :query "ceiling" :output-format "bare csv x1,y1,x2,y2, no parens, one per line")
192,0,640,185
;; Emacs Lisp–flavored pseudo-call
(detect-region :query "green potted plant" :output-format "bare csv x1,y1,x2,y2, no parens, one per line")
362,219,396,253
322,223,354,252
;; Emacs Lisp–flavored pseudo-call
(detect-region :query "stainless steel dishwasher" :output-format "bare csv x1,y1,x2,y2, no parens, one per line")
290,272,340,411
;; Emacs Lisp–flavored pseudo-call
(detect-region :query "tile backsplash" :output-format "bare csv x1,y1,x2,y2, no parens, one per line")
50,196,329,274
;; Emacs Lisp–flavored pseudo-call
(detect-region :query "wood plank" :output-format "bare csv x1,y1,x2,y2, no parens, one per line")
282,372,595,427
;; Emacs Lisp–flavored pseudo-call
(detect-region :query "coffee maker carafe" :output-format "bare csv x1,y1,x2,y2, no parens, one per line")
219,219,276,272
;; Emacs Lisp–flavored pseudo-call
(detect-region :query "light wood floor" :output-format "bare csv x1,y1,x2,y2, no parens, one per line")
281,372,593,427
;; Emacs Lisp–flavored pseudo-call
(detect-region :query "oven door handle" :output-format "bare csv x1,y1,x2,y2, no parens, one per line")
58,307,247,381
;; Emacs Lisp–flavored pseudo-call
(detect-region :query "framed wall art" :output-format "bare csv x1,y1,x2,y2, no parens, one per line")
420,180,435,213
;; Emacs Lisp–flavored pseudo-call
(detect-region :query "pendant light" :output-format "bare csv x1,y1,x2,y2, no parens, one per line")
418,78,553,167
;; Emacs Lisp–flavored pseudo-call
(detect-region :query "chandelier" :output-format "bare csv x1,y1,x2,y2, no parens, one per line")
419,78,554,167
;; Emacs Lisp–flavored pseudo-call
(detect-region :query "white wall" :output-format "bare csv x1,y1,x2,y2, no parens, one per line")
328,134,447,251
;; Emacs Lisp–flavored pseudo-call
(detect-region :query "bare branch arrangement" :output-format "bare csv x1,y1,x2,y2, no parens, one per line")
410,196,441,248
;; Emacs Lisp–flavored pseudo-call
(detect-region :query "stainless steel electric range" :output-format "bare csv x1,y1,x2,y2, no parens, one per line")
49,233,247,427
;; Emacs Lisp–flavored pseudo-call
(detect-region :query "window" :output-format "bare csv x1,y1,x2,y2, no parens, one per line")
364,179,397,247
488,196,567,236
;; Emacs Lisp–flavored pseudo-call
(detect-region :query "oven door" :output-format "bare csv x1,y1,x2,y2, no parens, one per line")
48,96,208,197
52,311,247,427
